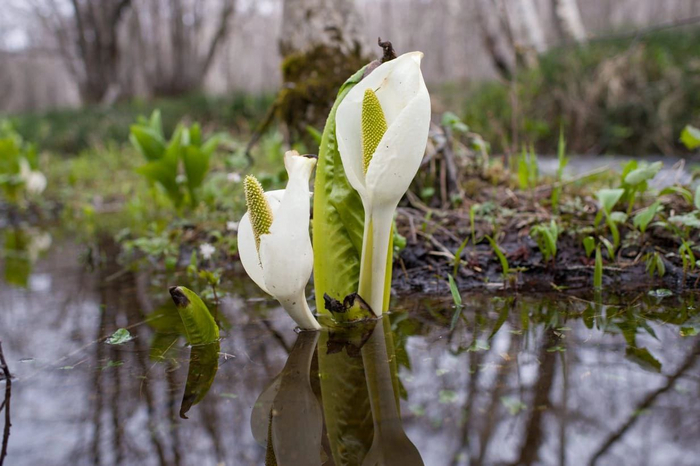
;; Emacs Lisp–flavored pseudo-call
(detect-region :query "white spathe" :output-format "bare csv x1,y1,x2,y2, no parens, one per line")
238,151,320,330
335,51,431,315
19,158,47,195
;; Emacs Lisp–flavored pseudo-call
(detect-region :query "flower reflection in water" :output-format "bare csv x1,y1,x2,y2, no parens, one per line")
252,316,424,465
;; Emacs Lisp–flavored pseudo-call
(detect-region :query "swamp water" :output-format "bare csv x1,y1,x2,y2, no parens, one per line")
1,236,700,466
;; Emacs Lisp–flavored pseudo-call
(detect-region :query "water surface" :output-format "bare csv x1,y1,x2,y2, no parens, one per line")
1,237,699,466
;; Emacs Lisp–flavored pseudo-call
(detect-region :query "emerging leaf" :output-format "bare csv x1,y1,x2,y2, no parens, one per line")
169,286,219,345
680,125,700,150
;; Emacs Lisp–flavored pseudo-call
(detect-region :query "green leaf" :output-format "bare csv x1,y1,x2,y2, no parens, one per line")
659,186,693,204
594,246,603,289
596,188,624,215
447,274,462,307
106,328,133,345
680,125,700,150
452,236,470,276
149,109,164,138
624,162,662,186
130,126,166,161
441,112,469,133
583,236,595,258
500,396,527,416
180,341,220,419
183,146,210,198
625,346,662,373
633,201,661,234
668,213,700,228
306,125,323,145
169,286,219,345
694,186,700,211
312,66,368,315
486,236,510,276
136,158,182,206
609,211,628,224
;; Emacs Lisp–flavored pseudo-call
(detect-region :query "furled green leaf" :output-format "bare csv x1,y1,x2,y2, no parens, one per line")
486,236,509,276
169,286,219,345
594,246,603,289
312,66,368,315
680,125,700,150
583,236,596,258
447,274,462,308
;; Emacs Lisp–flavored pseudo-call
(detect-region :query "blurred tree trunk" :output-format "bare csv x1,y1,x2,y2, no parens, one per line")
275,0,370,143
279,0,367,57
475,0,516,79
509,0,547,54
31,0,133,104
149,0,237,96
551,0,588,44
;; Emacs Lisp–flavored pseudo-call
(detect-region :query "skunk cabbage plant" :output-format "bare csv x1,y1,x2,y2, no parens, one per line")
238,51,430,328
335,52,431,314
238,151,321,330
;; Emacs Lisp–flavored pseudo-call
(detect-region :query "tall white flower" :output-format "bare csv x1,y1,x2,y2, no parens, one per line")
238,151,320,330
336,51,431,315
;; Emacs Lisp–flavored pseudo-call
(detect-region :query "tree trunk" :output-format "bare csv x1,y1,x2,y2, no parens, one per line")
475,0,516,79
279,0,367,57
551,0,588,44
508,0,547,53
275,0,371,144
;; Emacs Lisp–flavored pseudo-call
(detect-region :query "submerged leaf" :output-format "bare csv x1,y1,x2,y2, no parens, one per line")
106,328,133,345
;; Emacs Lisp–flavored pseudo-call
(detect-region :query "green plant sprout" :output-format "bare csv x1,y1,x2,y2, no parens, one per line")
130,110,224,209
595,188,624,252
517,144,538,191
531,220,559,264
680,124,700,150
645,251,666,279
551,130,569,214
594,246,603,289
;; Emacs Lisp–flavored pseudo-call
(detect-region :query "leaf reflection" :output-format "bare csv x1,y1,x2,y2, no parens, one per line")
251,331,323,465
180,341,220,419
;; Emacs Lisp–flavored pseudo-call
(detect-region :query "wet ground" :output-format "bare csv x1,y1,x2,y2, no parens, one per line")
1,235,700,466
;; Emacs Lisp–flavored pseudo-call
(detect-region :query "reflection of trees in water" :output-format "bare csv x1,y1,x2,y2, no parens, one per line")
2,241,700,465
397,296,700,466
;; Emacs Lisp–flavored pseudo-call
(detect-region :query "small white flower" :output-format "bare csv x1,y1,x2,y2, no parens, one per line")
238,151,320,330
226,221,239,232
199,243,216,260
227,172,242,183
19,158,47,195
